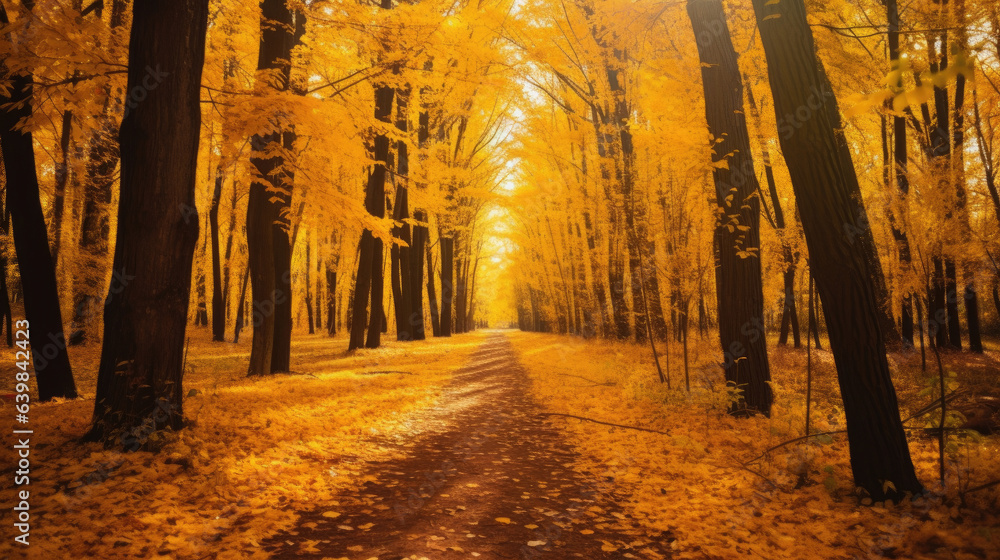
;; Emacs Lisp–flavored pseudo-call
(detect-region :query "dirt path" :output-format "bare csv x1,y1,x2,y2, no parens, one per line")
264,333,673,560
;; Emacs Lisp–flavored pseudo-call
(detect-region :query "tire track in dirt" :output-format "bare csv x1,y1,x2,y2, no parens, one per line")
265,332,673,560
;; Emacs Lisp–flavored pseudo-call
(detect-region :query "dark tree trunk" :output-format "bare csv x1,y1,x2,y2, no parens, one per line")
689,0,773,416
51,109,72,265
221,180,239,319
350,82,393,348
233,265,250,344
0,200,12,346
247,0,302,370
426,237,441,336
247,146,277,374
270,131,294,371
326,267,336,335
390,188,413,341
945,259,961,349
751,0,921,501
931,256,948,348
209,173,225,342
86,0,209,443
0,26,78,400
965,281,981,352
454,239,466,334
305,234,314,335
410,210,427,340
439,237,454,336
747,79,800,348
808,274,823,349
886,0,915,347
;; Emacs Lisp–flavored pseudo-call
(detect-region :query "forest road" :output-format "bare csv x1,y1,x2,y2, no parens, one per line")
264,332,674,560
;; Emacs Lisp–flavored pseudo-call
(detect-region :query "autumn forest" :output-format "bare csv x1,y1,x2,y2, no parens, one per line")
2,0,1000,558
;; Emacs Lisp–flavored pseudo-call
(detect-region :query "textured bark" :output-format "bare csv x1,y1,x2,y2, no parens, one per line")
86,0,209,443
50,109,72,265
439,237,454,337
751,0,921,501
209,173,225,342
0,12,78,401
247,141,278,375
689,0,772,416
247,0,302,370
233,265,249,344
305,233,314,335
410,210,427,340
326,267,336,336
0,198,11,346
426,237,441,336
270,136,294,371
886,0,915,347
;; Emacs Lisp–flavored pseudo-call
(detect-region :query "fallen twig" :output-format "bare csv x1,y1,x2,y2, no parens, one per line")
554,373,617,387
536,413,670,435
358,370,415,376
962,479,1000,496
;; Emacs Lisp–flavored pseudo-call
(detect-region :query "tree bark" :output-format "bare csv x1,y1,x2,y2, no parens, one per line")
410,210,427,339
209,173,225,342
886,0,915,347
751,0,921,501
426,236,441,336
247,0,302,370
326,266,336,335
233,265,250,344
439,237,454,336
0,9,78,401
689,0,773,416
86,0,209,443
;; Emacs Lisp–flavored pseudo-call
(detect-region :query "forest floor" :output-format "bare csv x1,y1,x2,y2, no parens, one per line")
1,328,999,560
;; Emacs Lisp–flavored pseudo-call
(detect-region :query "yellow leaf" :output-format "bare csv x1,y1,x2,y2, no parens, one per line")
495,517,512,524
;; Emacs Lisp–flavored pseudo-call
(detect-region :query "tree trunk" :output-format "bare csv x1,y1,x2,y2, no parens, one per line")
751,0,921,501
86,0,209,443
326,267,336,335
50,109,72,266
270,131,294,371
410,210,427,340
305,231,314,335
247,148,278,374
439,237,454,336
0,199,12,346
747,77,800,348
233,265,250,344
247,0,302,370
0,23,78,401
209,173,225,341
689,0,773,416
426,237,441,336
886,0,915,347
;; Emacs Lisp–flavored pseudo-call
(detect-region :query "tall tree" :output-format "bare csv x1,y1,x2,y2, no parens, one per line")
0,1,78,401
86,0,210,443
751,0,921,501
886,0,915,348
247,0,302,372
349,0,394,350
209,172,226,342
688,0,773,416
